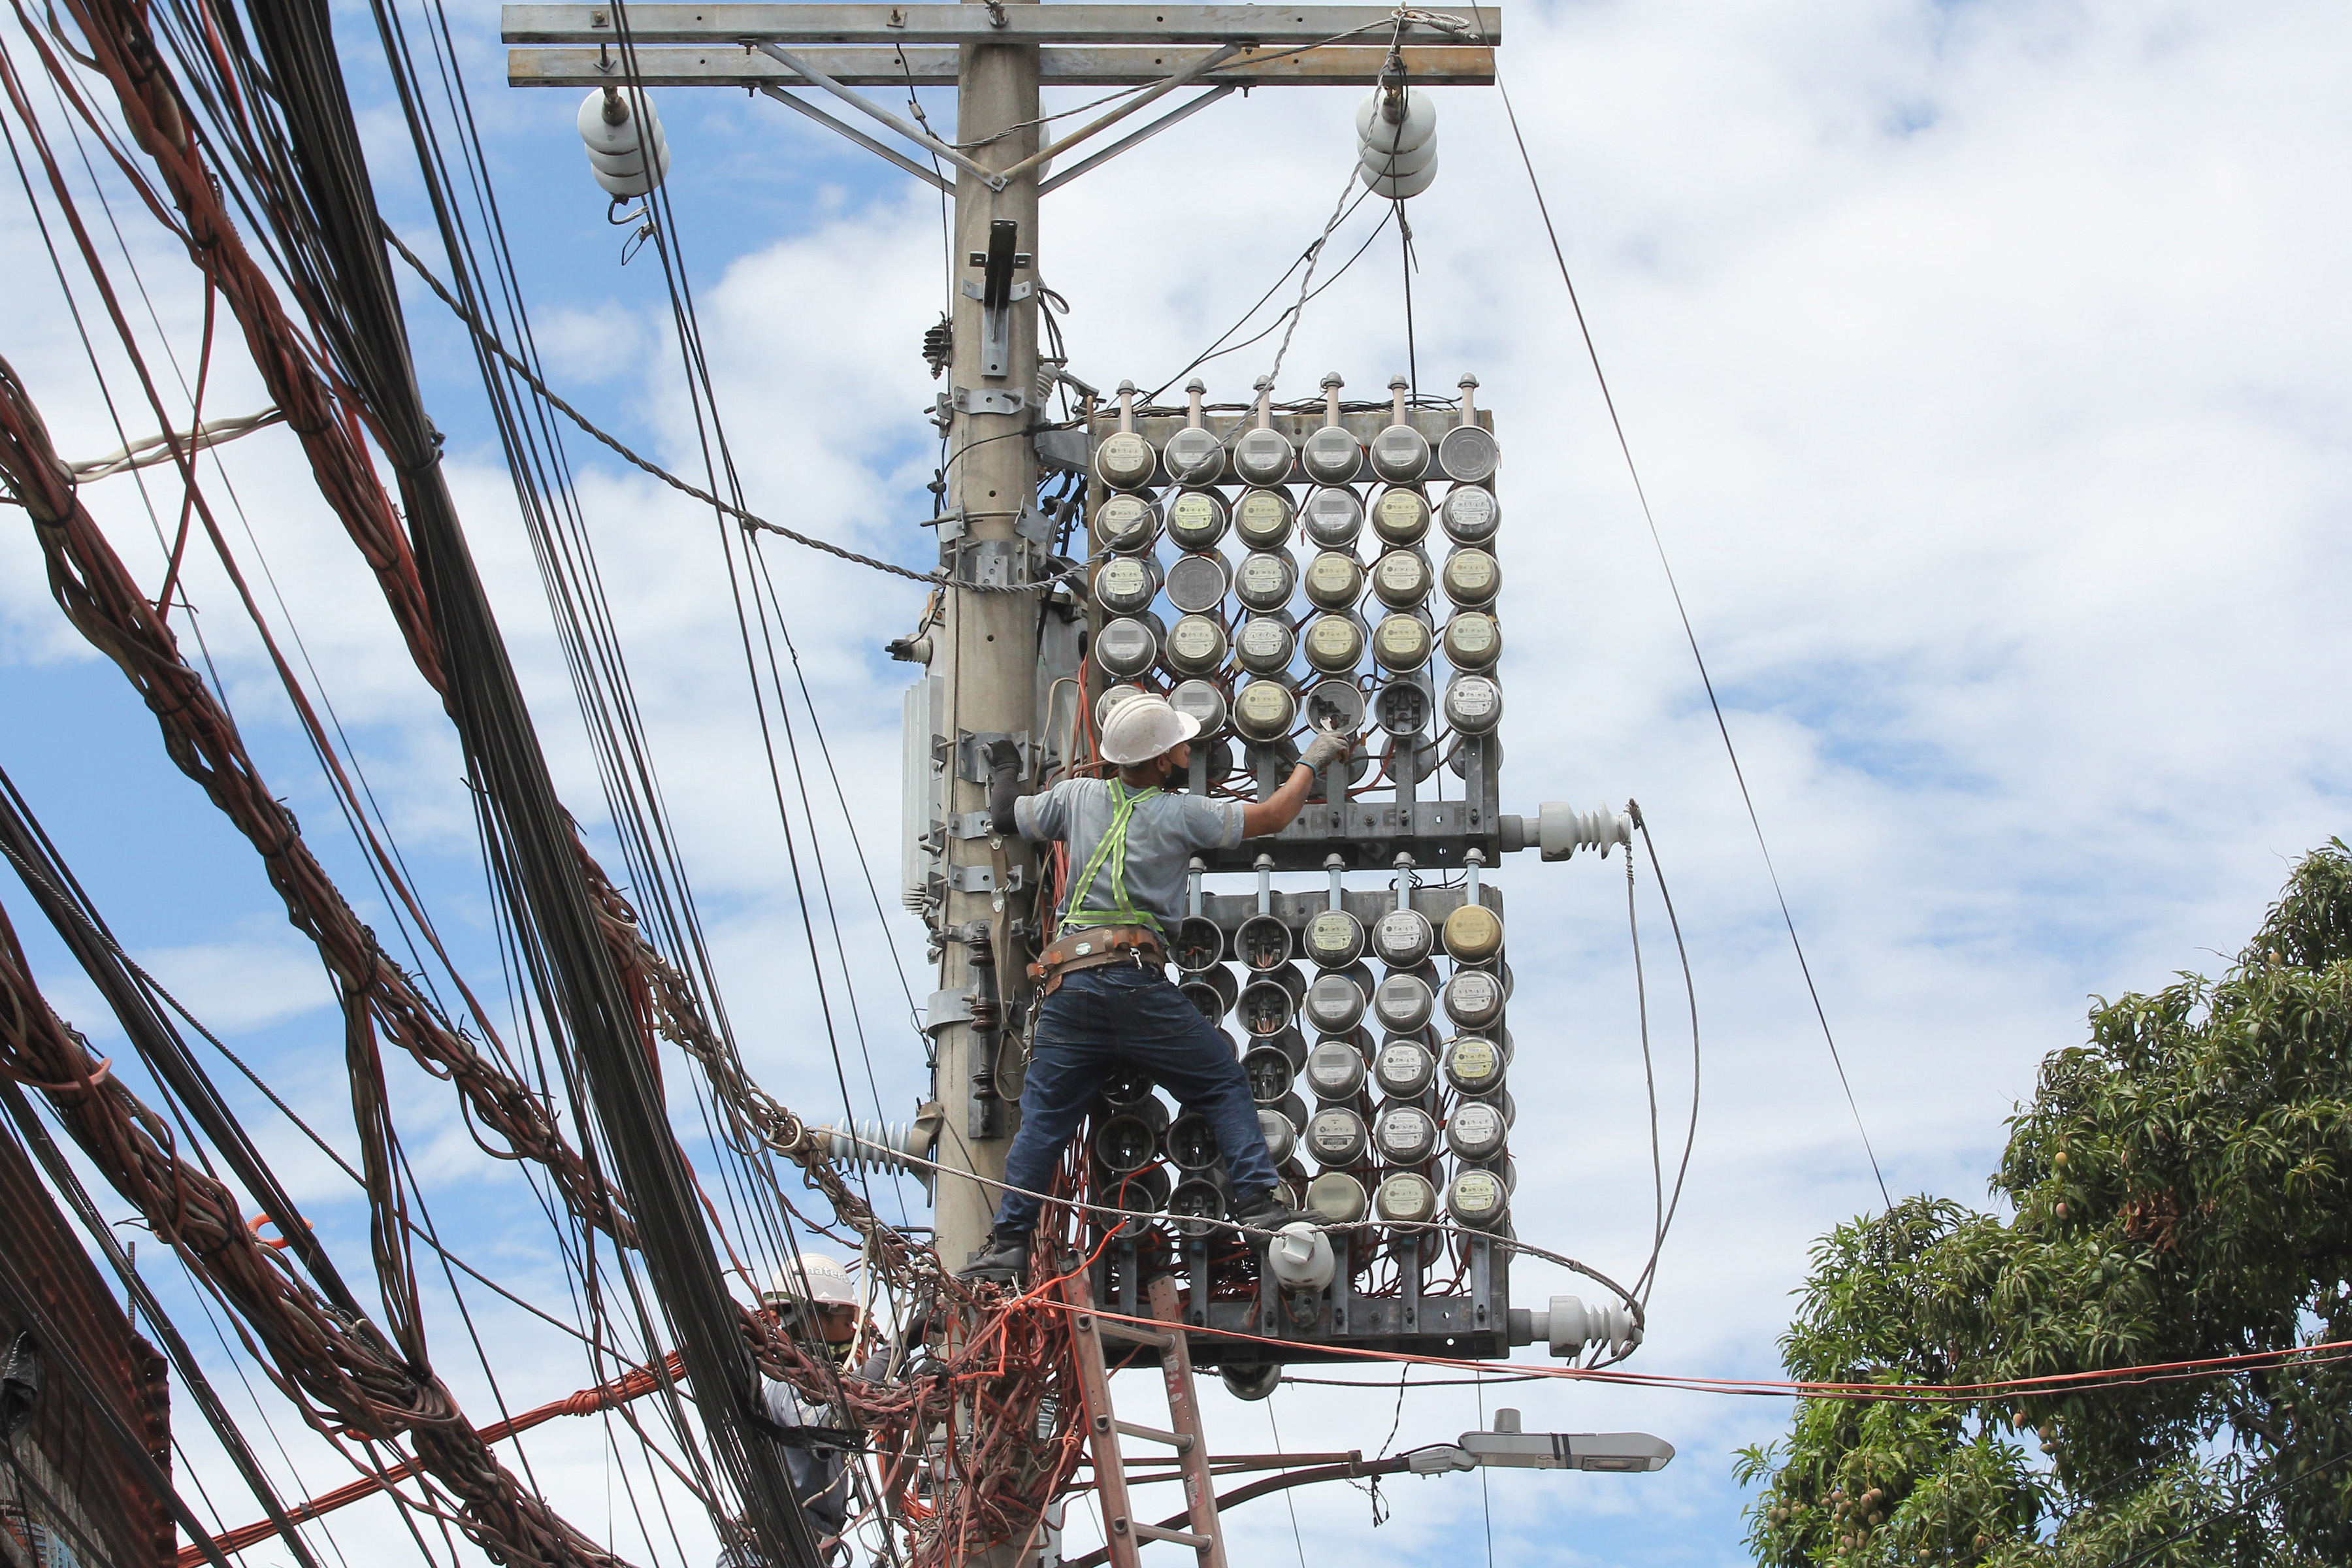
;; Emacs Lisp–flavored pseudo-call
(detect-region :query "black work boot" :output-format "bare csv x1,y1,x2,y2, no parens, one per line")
958,1224,1032,1283
1228,1188,1314,1236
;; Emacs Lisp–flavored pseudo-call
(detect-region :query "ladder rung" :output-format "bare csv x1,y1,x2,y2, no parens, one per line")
1112,1419,1194,1454
1092,1318,1176,1349
1128,1522,1213,1549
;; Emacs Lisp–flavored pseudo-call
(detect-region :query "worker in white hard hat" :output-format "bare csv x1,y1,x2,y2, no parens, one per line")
959,694,1354,1281
728,1254,869,1564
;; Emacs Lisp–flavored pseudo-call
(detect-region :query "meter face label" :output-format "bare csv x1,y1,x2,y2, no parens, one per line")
1448,972,1501,1013
1375,551,1429,600
1168,615,1224,667
1304,615,1362,670
1306,553,1362,603
1377,1042,1432,1094
1235,618,1292,668
1375,909,1430,958
1168,490,1226,545
1308,1109,1364,1159
1096,495,1153,547
1441,485,1497,539
1237,553,1292,604
1450,1169,1503,1219
1450,1102,1505,1156
1374,488,1430,541
1450,678,1499,721
1097,556,1152,606
1446,612,1498,663
1377,1173,1436,1221
1446,1037,1500,1088
1376,1107,1435,1160
1235,681,1294,734
1235,489,1292,543
1306,911,1361,961
1444,549,1499,604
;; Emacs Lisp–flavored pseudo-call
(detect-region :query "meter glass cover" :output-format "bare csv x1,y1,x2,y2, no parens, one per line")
1373,612,1434,672
1373,907,1434,966
1442,1036,1504,1094
1164,425,1226,483
1256,1109,1297,1164
1445,673,1503,734
1303,974,1367,1034
1095,617,1158,678
1372,422,1431,482
1447,1100,1507,1159
1372,549,1433,608
1442,903,1505,962
1304,1036,1367,1098
1442,547,1501,607
1303,550,1365,610
1093,493,1158,551
1371,487,1431,546
1235,551,1296,612
1166,489,1229,550
1372,973,1435,1032
1233,680,1298,740
1305,1171,1369,1224
1443,610,1500,669
1303,678,1366,733
1375,1171,1438,1224
1303,424,1362,483
1304,909,1365,966
1437,423,1501,485
1446,1168,1507,1226
1302,613,1365,674
1233,488,1294,547
1164,551,1230,613
1302,486,1365,548
1096,429,1157,488
1234,616,1295,673
1233,427,1296,486
1439,483,1499,542
1373,678,1431,734
1168,678,1229,735
1307,1107,1367,1164
1094,555,1157,614
1374,1105,1437,1164
1166,613,1227,674
1374,1039,1435,1098
1443,970,1506,1029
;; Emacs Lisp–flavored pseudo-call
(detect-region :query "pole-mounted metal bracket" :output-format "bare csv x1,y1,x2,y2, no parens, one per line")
962,217,1032,376
924,986,976,1034
952,384,1028,416
955,729,1034,781
946,862,1024,893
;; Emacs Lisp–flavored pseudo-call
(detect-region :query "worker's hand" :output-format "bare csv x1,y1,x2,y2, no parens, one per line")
983,737,1022,776
1298,723,1355,773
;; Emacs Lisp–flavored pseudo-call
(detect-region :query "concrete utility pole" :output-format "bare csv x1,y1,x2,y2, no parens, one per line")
932,0,1043,1281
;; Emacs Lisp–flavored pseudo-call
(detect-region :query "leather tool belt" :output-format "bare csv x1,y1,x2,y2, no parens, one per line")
1028,925,1163,996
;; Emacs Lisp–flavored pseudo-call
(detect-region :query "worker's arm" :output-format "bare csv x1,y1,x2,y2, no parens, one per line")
1239,728,1356,838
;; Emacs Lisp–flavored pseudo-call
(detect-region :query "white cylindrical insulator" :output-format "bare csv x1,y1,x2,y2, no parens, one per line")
1355,87,1439,199
812,1119,932,1175
1535,802,1636,862
579,88,672,197
1539,1294,1641,1358
1265,1223,1336,1291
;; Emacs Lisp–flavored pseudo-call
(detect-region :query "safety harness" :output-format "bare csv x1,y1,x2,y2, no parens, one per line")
1029,779,1166,993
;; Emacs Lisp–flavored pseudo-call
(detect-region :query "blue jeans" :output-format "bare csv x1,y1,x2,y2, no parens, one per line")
994,962,1280,1233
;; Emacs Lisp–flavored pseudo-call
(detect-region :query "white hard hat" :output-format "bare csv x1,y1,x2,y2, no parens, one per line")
1098,694,1201,767
761,1253,857,1311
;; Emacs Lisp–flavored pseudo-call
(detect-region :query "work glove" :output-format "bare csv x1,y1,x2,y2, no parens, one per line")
1298,723,1354,773
985,738,1023,836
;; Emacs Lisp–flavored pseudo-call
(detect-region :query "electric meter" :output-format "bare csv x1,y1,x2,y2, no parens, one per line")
1168,678,1229,738
1371,376,1431,482
1445,1166,1508,1228
1371,973,1435,1033
1306,1106,1367,1166
1233,379,1296,485
1257,1107,1298,1164
1168,1177,1226,1237
1302,486,1365,549
1234,616,1296,676
1093,554,1162,616
1444,673,1503,735
1371,548,1433,610
1306,1171,1368,1224
1100,1164,1170,1241
1234,550,1297,613
1166,1112,1220,1172
1165,380,1227,485
1374,1170,1438,1224
1095,683,1146,728
1303,973,1367,1036
1373,1104,1439,1166
1172,916,1224,972
1441,547,1500,608
1301,613,1365,675
1372,612,1434,674
1371,486,1431,546
1439,483,1499,544
1237,978,1294,1041
1303,1036,1368,1100
1372,906,1435,966
1303,907,1365,968
1233,488,1294,549
1165,551,1230,615
1445,1099,1509,1162
1243,1043,1295,1103
1438,375,1500,484
1233,679,1298,741
1441,1035,1506,1096
1442,902,1505,963
1302,373,1363,484
1442,610,1500,670
1373,1037,1437,1099
1094,617,1162,679
1093,1111,1160,1173
1373,678,1433,736
1166,490,1230,552
1443,969,1507,1030
1092,493,1160,553
1234,911,1294,971
1303,550,1365,612
1165,613,1228,676
1096,433,1157,491
1302,678,1366,734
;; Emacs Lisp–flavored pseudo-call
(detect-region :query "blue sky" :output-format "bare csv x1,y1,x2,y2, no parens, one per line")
5,1,2351,1565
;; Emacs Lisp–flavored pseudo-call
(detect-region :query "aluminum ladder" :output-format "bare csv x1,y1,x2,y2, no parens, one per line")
1060,1272,1227,1568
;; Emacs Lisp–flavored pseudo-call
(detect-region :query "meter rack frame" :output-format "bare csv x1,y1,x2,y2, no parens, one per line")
1060,399,1503,874
1069,879,1518,1367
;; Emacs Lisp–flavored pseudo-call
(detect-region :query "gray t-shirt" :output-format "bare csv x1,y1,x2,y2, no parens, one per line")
1016,778,1245,932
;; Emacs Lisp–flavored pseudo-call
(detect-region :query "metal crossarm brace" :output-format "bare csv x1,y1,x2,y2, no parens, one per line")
1037,84,1233,194
756,84,952,191
504,43,1497,88
502,5,1501,46
752,41,1004,186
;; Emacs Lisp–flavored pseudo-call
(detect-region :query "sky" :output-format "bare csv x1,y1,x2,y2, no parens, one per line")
3,0,2349,1565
